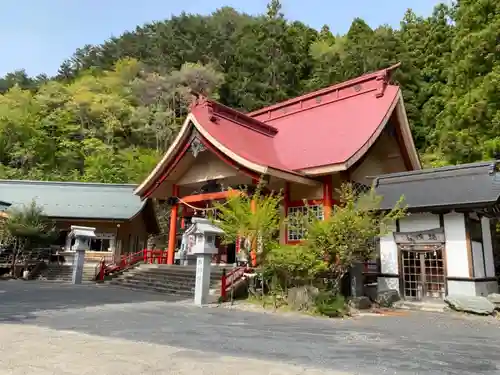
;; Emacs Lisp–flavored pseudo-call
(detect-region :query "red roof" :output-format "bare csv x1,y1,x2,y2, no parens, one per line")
251,85,399,170
135,64,421,197
190,64,403,173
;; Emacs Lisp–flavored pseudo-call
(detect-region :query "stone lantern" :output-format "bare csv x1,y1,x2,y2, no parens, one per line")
183,217,224,305
68,225,96,284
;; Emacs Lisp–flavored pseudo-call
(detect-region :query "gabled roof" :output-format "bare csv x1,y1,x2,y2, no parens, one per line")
135,65,421,198
374,161,500,211
249,64,419,172
0,180,151,220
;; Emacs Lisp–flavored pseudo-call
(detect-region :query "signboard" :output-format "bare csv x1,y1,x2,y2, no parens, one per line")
393,228,445,245
187,234,195,255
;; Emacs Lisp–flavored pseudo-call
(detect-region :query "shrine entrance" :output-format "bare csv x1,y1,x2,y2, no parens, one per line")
394,228,446,301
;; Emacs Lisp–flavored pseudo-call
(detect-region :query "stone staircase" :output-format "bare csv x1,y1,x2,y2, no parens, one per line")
109,264,226,298
37,264,97,282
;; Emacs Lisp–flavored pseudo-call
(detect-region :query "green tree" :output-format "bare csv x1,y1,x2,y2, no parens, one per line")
4,200,58,275
211,185,283,266
300,184,405,294
435,0,500,164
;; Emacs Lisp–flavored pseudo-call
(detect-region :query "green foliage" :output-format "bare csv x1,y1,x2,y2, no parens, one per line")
299,183,406,293
0,0,497,180
313,292,347,318
264,243,326,287
211,182,283,265
5,200,57,244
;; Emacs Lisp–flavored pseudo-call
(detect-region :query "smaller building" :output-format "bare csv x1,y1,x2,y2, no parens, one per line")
0,180,159,261
375,161,500,300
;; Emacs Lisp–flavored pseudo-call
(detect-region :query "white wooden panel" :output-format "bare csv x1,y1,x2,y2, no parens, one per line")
481,217,496,277
444,213,469,278
472,241,485,278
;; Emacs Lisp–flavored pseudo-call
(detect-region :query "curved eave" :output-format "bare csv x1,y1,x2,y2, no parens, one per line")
135,114,319,198
134,115,193,197
298,90,421,176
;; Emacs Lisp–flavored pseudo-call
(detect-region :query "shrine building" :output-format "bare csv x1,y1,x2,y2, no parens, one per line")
134,64,421,266
375,162,500,301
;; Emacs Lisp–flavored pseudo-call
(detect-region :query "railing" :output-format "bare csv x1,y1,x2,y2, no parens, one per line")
94,254,115,281
220,266,251,301
143,249,169,264
95,250,144,281
95,249,171,281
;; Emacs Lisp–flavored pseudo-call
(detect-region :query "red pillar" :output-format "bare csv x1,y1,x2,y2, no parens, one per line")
283,182,290,244
167,184,179,265
250,178,258,266
323,175,333,220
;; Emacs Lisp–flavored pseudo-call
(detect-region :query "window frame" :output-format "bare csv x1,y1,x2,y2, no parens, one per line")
286,199,325,244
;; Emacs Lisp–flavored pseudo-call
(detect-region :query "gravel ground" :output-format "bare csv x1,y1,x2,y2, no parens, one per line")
0,280,499,375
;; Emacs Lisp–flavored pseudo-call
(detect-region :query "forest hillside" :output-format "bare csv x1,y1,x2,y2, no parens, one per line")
0,0,498,183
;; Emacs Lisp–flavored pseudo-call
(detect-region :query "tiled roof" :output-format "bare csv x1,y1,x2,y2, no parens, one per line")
374,162,500,211
0,180,147,220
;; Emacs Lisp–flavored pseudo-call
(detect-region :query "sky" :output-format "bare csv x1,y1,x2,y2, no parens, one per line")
0,0,448,77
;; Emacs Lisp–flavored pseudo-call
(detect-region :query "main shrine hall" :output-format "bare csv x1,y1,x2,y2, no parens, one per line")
134,64,421,265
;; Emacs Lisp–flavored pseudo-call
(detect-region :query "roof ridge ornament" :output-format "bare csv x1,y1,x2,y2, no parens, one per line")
189,90,210,109
375,62,401,98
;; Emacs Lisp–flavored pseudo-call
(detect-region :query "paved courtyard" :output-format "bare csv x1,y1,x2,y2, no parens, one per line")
0,281,499,375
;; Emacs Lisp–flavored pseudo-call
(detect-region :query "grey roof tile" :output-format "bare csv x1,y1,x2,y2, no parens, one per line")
374,161,500,211
0,180,146,220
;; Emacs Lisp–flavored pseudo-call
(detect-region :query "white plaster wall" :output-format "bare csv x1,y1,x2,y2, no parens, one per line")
379,223,398,274
399,213,440,232
481,217,496,277
475,281,499,296
447,280,476,296
443,213,470,278
472,241,485,278
378,277,399,292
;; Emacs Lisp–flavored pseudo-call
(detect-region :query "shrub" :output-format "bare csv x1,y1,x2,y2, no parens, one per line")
314,292,347,317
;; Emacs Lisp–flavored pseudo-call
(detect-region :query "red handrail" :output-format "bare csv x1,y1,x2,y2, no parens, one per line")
96,249,148,281
220,266,251,301
142,249,169,264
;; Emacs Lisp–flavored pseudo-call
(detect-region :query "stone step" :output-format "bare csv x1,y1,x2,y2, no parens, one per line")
133,267,225,277
119,272,222,285
124,270,221,282
116,274,214,286
110,280,194,296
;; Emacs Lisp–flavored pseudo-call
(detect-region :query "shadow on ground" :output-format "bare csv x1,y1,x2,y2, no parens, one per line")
0,280,186,323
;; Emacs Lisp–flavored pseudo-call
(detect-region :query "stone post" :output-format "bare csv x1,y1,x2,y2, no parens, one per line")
194,253,212,306
350,263,364,298
69,225,96,285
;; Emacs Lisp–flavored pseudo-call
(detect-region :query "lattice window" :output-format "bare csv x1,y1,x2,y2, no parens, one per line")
350,181,371,196
287,204,324,242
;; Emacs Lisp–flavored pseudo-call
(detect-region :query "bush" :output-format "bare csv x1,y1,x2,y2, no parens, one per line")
314,292,347,317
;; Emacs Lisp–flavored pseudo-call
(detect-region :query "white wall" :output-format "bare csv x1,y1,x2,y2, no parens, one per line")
447,280,476,296
472,241,485,278
379,223,398,275
443,212,469,278
481,217,496,278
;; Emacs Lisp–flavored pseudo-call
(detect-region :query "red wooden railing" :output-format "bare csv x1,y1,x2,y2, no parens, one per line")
143,249,169,264
220,266,251,301
96,249,156,281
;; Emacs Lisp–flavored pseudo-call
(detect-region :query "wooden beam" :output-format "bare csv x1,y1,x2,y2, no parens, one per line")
179,190,243,204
